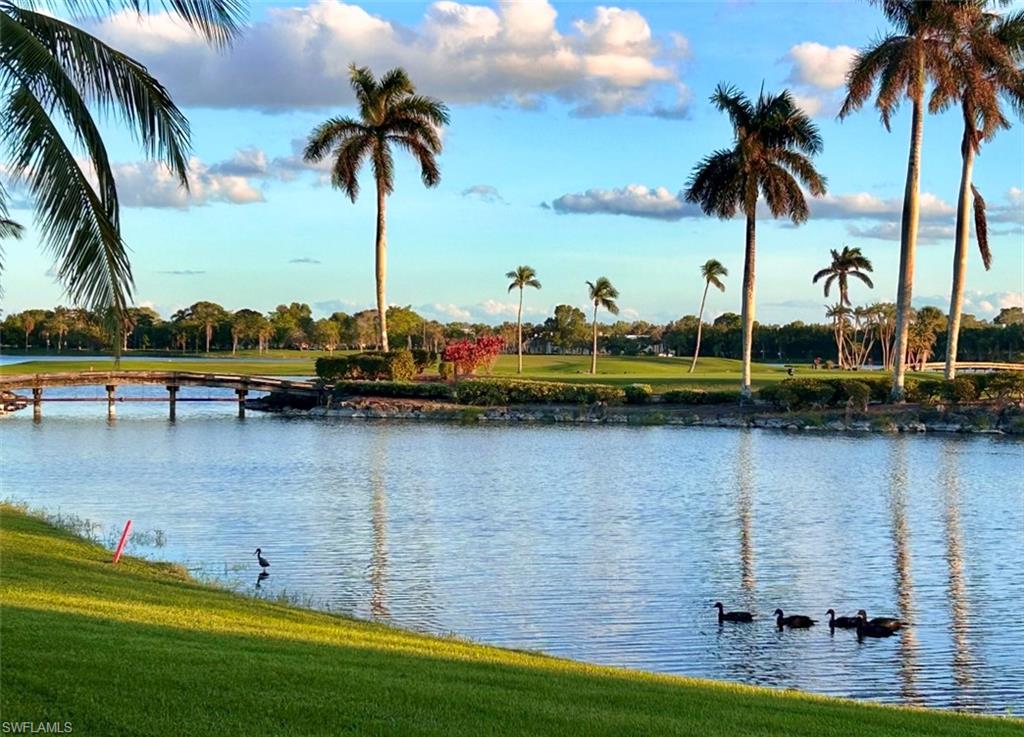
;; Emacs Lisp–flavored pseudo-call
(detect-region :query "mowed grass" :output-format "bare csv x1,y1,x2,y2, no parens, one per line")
0,353,899,390
1,507,1018,737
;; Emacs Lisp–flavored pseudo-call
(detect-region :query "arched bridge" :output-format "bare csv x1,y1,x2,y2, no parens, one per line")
0,371,320,419
918,361,1024,372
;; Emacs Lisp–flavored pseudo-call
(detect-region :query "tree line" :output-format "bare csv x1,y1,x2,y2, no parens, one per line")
4,302,1021,364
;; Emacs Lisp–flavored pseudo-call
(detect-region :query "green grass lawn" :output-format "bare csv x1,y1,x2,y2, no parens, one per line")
1,353,905,390
0,506,1018,736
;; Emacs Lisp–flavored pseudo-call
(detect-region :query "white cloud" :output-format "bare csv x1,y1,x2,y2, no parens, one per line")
811,191,955,221
108,157,264,208
461,184,506,204
915,291,1023,318
550,184,700,220
92,0,690,117
786,42,857,90
847,222,956,243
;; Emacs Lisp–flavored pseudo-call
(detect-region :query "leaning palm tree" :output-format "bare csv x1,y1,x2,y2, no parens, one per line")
1,1,244,350
586,277,619,374
689,259,728,374
840,0,958,398
506,265,541,374
304,65,449,352
685,84,826,398
934,4,1024,379
812,246,875,306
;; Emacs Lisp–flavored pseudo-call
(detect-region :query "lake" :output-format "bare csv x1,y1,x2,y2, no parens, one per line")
2,390,1022,714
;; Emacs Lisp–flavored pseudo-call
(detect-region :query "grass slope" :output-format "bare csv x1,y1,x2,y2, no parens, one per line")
0,507,1017,737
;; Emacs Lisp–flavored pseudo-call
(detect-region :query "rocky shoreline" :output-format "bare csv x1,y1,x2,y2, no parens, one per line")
255,396,1024,435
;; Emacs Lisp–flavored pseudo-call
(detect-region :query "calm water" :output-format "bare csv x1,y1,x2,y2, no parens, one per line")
2,391,1023,714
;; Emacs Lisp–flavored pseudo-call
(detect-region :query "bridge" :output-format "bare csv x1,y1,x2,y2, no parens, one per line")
0,371,321,419
918,361,1024,372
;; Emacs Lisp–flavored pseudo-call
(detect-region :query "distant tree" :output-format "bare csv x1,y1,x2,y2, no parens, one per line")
586,277,620,375
812,246,874,306
231,309,266,354
353,309,378,349
304,65,449,351
506,265,542,373
189,301,228,353
386,305,424,348
686,83,826,398
825,303,853,367
995,306,1024,326
713,312,742,329
690,259,728,373
312,318,341,353
544,304,589,353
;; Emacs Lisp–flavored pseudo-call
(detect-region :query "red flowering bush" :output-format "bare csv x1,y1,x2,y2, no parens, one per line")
442,336,504,378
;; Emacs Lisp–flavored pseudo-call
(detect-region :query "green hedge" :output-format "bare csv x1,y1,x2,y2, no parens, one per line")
332,381,454,401
661,389,742,405
454,379,625,406
624,384,653,404
317,351,423,382
759,378,875,410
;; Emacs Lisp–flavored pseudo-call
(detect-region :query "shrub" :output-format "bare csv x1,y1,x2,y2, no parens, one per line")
988,371,1024,402
442,336,505,377
332,381,454,401
663,389,742,405
453,379,624,406
315,356,349,383
940,376,978,404
438,361,455,381
839,380,871,412
776,379,836,410
411,349,438,373
757,384,782,407
624,384,653,404
905,377,940,403
385,349,417,381
352,353,388,380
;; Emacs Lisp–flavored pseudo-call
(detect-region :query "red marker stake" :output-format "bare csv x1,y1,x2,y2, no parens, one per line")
112,520,132,564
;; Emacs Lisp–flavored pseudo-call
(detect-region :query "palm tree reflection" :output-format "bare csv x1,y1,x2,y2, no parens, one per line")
369,438,390,620
889,438,920,704
940,441,974,704
737,431,755,596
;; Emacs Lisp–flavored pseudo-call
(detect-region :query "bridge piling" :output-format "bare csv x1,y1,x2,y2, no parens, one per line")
106,385,116,419
167,385,178,421
32,387,42,420
236,388,247,419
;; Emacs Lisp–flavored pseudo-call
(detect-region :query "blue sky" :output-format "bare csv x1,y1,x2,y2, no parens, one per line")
4,0,1022,325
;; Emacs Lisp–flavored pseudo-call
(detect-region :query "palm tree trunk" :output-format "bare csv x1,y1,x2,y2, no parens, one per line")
516,287,524,374
740,212,756,399
232,333,238,356
689,280,710,374
205,324,212,354
944,132,975,381
591,302,599,375
375,177,389,352
891,72,925,401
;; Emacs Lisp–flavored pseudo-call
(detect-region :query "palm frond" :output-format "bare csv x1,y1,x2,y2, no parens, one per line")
811,267,832,283
328,133,373,201
389,134,440,188
850,270,875,288
684,149,743,219
972,183,991,270
303,116,366,162
4,82,132,315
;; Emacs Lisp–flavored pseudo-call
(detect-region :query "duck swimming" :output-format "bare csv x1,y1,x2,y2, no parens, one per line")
774,609,816,628
857,609,902,631
826,609,861,629
713,602,753,623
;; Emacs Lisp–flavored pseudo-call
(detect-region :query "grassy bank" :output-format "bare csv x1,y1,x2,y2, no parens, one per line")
1,507,1017,736
1,354,910,390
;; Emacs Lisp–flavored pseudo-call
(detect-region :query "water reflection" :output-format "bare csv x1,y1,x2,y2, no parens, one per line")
887,438,921,705
2,399,1022,714
941,441,975,706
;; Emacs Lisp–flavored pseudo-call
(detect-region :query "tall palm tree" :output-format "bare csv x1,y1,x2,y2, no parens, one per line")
689,258,728,374
685,84,826,398
840,0,958,399
506,265,541,374
1,0,244,349
934,4,1024,379
304,65,449,352
586,277,619,375
812,246,875,306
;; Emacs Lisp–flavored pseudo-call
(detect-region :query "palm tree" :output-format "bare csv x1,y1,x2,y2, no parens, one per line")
0,1,243,350
586,277,619,374
689,259,728,373
826,303,854,368
506,265,541,374
812,246,875,306
304,65,449,352
840,0,958,399
935,4,1024,379
685,84,826,398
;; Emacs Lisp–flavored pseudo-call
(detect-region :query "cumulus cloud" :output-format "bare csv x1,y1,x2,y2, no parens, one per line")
549,184,700,220
783,42,856,118
289,257,321,264
110,157,264,208
914,291,1023,319
461,184,506,204
91,0,691,117
811,191,955,221
847,222,956,243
